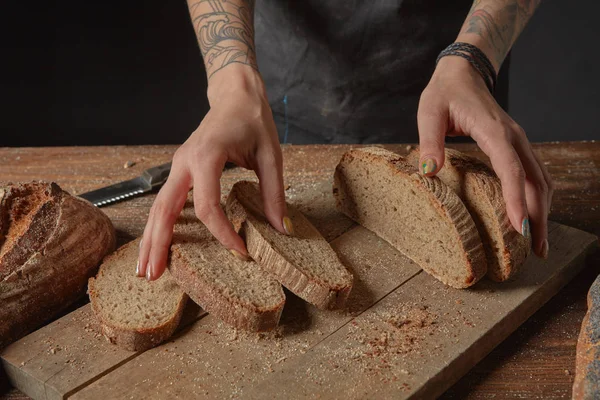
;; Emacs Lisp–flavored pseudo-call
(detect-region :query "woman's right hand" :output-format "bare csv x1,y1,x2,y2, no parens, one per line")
137,65,291,281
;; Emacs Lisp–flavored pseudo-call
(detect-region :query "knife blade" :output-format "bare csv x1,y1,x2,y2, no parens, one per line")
79,161,237,207
79,162,172,207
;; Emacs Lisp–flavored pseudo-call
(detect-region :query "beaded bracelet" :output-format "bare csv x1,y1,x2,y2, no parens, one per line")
436,42,497,94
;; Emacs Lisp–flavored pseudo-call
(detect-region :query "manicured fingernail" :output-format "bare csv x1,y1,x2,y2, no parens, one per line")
283,216,295,236
421,158,437,175
230,249,250,262
146,263,152,281
541,239,549,259
521,218,530,239
136,259,141,276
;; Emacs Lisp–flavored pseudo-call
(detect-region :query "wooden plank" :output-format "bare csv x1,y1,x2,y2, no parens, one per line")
69,226,422,399
0,304,206,400
71,222,596,399
242,222,597,399
238,222,596,399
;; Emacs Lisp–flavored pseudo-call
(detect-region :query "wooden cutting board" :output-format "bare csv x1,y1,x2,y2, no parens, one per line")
1,214,596,400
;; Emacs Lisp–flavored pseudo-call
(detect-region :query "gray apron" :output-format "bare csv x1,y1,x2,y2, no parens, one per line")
254,0,508,144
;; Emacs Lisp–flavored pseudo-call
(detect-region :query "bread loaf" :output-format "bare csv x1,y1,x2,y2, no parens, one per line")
169,199,286,331
406,148,530,281
0,182,115,348
573,273,600,399
333,147,487,289
226,181,353,310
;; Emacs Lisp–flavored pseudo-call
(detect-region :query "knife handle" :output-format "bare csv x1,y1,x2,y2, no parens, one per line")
142,162,172,189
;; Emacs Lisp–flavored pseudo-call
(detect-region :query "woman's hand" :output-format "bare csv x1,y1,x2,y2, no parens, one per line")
417,56,553,259
137,65,290,281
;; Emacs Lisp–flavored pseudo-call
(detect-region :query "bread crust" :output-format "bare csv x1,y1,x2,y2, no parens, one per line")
88,240,188,352
226,181,353,309
0,182,116,348
333,147,487,289
573,274,600,399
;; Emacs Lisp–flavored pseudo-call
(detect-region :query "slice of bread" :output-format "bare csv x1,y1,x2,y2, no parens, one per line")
333,147,487,289
169,200,286,332
406,148,530,281
88,238,187,352
226,181,353,310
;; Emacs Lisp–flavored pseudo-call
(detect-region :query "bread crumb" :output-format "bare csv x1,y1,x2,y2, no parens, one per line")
565,369,570,376
405,145,413,152
124,160,136,169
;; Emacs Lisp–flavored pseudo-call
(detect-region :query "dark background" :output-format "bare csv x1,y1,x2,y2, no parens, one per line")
0,0,598,147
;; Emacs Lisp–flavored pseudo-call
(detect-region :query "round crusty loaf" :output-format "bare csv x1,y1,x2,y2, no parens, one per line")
333,147,487,289
0,182,116,348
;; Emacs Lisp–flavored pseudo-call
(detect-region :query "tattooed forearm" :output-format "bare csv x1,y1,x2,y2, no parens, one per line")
187,0,257,79
461,0,541,67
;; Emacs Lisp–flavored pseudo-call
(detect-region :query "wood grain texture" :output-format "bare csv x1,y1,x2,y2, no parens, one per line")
0,141,598,399
70,226,423,399
57,222,599,399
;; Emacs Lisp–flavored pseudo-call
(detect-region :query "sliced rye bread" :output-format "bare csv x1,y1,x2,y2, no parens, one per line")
169,200,286,332
333,147,487,289
573,273,600,400
226,181,353,310
88,238,187,352
406,148,531,282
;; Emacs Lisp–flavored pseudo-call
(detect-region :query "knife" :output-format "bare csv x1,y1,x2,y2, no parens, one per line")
79,161,238,207
79,162,173,207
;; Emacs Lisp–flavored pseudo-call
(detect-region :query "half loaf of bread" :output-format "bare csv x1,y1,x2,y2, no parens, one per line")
88,238,187,351
333,147,486,289
226,181,353,310
573,273,600,400
1,182,115,348
169,200,286,332
406,148,530,281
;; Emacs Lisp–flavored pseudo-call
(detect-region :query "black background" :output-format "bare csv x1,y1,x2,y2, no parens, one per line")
0,0,598,146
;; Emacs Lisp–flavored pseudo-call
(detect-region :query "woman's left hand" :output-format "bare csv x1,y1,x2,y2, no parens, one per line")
417,55,553,259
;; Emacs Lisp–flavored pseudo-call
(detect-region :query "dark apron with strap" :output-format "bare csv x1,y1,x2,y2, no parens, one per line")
254,0,508,144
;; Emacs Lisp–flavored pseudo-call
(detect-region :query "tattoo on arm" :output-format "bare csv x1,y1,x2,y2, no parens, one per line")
462,0,541,66
187,0,257,78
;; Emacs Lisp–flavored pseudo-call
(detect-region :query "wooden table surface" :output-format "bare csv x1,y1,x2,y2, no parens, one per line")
0,142,598,399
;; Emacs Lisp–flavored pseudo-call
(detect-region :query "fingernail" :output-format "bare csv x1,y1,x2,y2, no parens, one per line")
541,239,549,259
230,249,250,262
521,218,531,239
282,216,295,236
146,263,152,281
136,259,141,276
421,158,437,175
139,239,143,249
